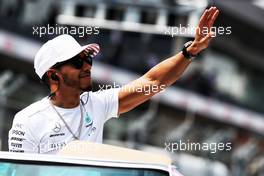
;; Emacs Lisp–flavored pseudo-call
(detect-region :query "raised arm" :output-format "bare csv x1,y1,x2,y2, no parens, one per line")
118,7,219,115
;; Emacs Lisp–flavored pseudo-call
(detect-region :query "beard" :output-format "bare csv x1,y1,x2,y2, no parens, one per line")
81,82,93,92
62,74,92,92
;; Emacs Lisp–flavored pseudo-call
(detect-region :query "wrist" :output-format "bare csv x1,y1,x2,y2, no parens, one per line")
186,43,199,56
181,41,198,60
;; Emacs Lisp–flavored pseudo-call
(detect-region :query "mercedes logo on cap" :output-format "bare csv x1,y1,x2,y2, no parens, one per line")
53,122,61,133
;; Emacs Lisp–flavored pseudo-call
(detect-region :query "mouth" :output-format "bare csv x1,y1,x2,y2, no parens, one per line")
80,72,91,78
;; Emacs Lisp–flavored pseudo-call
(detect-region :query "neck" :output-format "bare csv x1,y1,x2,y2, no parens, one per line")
50,90,81,108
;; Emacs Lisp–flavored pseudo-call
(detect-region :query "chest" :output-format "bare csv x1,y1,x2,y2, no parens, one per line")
38,112,103,153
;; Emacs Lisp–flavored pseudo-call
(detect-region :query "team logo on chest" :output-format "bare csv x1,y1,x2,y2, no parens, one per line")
53,122,61,133
85,113,93,128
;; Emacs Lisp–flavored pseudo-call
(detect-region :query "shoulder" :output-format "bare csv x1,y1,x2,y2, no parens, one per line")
81,88,119,103
14,97,50,123
80,88,120,119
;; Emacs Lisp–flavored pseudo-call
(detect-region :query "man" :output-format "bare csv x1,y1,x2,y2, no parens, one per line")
9,7,219,154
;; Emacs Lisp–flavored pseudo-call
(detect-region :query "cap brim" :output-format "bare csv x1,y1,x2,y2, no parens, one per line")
52,43,100,68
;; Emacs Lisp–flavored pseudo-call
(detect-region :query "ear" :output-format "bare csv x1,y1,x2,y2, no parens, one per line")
47,69,59,82
46,69,61,94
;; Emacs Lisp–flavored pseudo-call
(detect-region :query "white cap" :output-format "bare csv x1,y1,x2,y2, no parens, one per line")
34,34,100,79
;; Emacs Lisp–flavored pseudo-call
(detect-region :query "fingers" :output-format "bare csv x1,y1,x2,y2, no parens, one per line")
196,6,219,41
197,7,219,35
201,31,215,44
194,7,219,51
199,7,219,28
207,7,219,28
211,9,220,25
199,7,213,27
206,7,216,20
199,9,209,27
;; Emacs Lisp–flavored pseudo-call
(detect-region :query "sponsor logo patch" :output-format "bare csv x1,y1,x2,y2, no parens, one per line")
10,150,24,153
88,127,97,137
11,143,22,148
10,137,25,142
49,133,65,137
53,122,61,133
12,130,25,136
85,114,93,128
49,142,66,150
14,123,23,129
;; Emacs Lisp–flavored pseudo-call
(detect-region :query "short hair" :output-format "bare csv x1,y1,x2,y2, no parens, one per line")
40,65,63,90
41,73,50,90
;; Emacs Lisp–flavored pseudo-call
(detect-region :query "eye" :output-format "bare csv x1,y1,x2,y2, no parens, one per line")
70,57,84,69
84,56,93,66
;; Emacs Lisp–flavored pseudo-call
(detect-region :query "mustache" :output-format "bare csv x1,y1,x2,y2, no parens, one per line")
80,71,91,77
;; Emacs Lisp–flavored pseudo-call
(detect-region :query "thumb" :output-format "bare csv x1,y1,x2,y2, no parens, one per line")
201,31,215,43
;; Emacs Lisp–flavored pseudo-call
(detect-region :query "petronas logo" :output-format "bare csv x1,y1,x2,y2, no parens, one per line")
85,114,92,125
